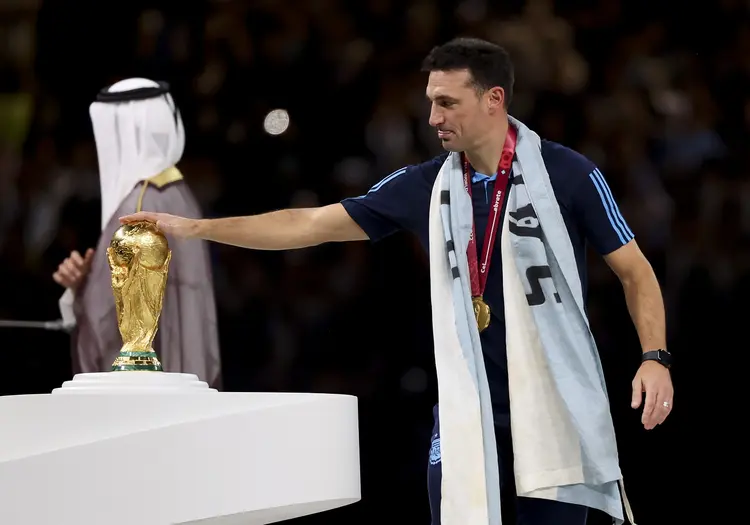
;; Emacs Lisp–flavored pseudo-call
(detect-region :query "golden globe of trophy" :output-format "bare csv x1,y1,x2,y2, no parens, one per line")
107,220,171,371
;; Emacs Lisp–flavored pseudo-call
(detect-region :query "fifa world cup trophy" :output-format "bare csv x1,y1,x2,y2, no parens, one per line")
107,221,171,371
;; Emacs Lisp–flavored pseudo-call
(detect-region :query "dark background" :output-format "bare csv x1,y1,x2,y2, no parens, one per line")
1,0,742,523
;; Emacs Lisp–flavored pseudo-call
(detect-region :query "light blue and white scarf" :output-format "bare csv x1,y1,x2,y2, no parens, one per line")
428,115,635,524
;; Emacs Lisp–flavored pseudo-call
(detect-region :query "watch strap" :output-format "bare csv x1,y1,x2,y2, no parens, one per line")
641,349,672,369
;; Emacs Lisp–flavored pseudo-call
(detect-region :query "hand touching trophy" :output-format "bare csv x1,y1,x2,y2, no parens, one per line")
107,220,171,371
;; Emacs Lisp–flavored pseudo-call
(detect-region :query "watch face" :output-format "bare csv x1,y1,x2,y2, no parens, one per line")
643,350,671,368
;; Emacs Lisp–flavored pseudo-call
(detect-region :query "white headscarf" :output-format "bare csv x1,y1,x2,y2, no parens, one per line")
89,78,185,230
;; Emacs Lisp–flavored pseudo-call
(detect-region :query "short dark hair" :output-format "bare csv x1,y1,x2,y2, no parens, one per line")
421,37,515,108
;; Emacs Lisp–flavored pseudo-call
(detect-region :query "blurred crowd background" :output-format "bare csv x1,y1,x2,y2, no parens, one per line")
1,0,742,523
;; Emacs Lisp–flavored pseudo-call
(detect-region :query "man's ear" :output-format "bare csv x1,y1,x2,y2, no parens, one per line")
487,87,505,113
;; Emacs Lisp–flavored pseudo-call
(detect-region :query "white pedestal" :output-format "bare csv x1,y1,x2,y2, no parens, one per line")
0,372,361,524
51,370,218,394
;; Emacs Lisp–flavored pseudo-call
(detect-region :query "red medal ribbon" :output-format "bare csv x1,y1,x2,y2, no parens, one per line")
463,125,517,299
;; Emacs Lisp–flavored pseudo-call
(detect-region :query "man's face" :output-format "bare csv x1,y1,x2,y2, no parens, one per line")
425,69,502,152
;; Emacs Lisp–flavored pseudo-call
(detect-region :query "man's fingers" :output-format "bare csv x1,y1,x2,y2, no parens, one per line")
655,405,669,426
119,212,161,224
631,377,643,409
54,263,78,287
70,250,84,266
58,260,81,282
81,248,95,270
656,389,674,426
633,365,674,430
52,271,70,287
642,386,657,428
118,212,192,238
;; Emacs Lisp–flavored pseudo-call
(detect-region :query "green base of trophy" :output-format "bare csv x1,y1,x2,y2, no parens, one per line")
111,351,163,372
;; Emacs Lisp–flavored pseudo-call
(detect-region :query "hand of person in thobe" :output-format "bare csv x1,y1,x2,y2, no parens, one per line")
631,361,673,430
119,212,197,239
53,249,95,290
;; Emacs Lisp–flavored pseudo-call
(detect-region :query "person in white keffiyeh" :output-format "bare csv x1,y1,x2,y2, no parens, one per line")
119,39,673,525
53,78,222,389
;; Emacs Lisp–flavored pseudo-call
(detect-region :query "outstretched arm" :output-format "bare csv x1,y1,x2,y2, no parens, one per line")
120,203,368,250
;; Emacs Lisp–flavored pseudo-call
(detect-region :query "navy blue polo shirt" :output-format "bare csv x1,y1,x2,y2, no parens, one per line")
341,141,634,428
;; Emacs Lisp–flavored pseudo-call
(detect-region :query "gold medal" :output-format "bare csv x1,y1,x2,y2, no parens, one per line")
472,296,491,332
463,126,516,335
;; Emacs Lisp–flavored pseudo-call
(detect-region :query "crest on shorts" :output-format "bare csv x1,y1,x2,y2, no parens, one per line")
429,436,441,465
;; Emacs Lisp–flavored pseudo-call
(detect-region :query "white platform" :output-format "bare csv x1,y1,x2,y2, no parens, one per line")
0,372,361,525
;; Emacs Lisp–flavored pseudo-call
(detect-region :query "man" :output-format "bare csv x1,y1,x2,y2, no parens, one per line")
121,39,673,525
54,78,222,389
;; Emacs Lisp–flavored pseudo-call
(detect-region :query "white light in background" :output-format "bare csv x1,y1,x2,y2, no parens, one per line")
263,109,290,135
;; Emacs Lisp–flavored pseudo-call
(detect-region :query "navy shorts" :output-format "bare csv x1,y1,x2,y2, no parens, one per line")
427,405,588,525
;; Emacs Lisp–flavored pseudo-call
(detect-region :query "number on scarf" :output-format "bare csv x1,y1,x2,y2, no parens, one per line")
509,204,542,240
508,193,561,306
525,265,562,306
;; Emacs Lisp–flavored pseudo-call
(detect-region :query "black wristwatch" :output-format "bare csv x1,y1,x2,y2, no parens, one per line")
641,349,672,369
